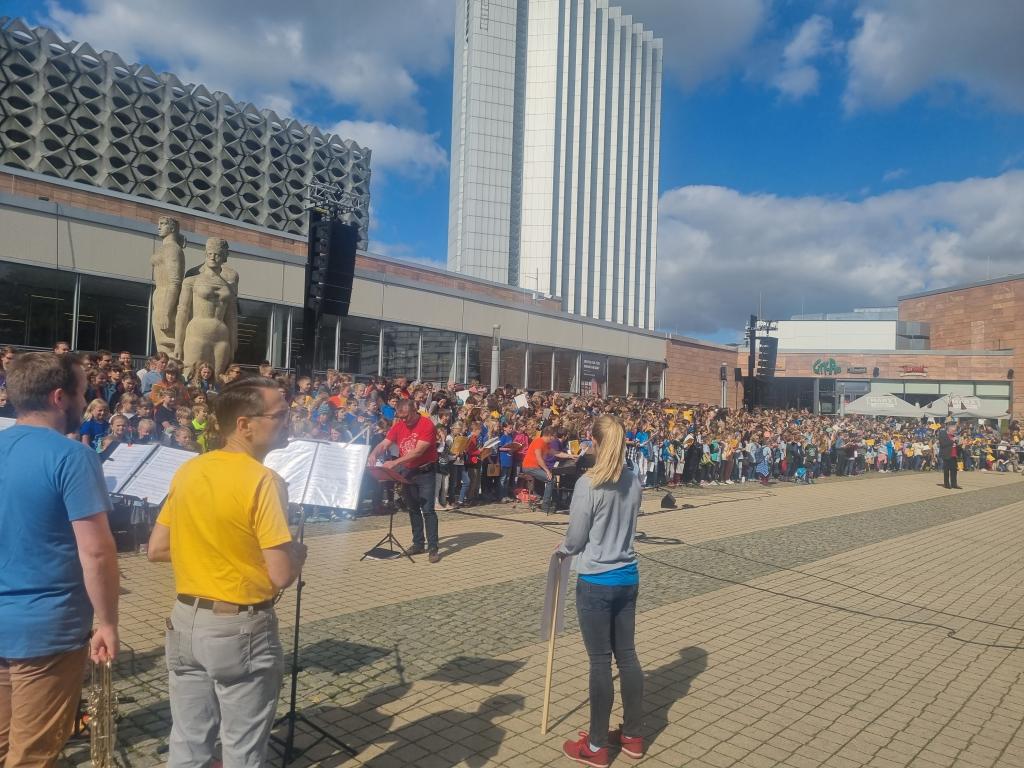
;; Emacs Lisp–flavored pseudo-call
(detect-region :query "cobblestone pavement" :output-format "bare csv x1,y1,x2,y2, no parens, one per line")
61,470,1024,767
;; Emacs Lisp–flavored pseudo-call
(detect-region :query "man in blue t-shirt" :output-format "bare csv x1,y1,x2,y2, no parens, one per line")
0,352,119,763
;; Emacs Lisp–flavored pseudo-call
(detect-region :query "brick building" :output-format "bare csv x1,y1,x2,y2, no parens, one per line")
737,278,1020,416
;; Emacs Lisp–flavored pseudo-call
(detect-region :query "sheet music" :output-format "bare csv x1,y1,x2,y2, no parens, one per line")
514,394,528,410
305,442,369,509
264,440,318,505
120,446,196,504
264,440,370,509
102,443,156,493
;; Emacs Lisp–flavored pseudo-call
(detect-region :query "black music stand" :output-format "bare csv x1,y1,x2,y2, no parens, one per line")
272,506,358,764
361,467,414,562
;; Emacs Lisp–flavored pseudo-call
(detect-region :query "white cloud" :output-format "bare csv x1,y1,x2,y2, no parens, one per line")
626,0,768,90
329,121,447,178
43,0,454,119
656,171,1024,336
845,0,1024,112
882,168,907,183
771,15,833,99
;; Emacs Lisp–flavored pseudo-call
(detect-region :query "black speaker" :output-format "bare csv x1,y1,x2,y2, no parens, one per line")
1009,369,1015,380
306,213,358,317
873,367,880,377
734,367,743,382
719,364,728,382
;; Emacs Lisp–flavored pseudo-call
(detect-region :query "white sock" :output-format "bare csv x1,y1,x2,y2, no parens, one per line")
589,742,601,752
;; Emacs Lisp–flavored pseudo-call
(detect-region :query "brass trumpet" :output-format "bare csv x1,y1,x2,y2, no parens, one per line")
86,660,117,767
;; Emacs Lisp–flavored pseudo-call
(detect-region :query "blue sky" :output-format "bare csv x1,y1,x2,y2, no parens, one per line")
7,0,1024,341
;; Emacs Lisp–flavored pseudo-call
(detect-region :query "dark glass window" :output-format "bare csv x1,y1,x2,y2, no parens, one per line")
554,350,579,393
338,316,380,378
0,261,75,348
234,299,272,365
76,275,150,354
608,356,628,397
628,361,648,397
421,329,457,383
382,323,419,379
528,344,554,391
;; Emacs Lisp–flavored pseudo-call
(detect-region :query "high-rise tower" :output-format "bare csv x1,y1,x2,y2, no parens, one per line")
447,0,662,329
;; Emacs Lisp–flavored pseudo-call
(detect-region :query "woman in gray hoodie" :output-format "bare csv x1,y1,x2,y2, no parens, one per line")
558,415,645,767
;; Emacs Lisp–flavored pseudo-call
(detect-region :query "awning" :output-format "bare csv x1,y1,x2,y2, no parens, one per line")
922,395,1009,419
844,392,922,417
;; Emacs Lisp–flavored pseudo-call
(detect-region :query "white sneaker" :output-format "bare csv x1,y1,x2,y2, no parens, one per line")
725,480,734,484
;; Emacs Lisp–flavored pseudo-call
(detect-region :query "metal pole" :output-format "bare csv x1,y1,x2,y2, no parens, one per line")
70,273,80,351
746,314,757,412
490,325,500,391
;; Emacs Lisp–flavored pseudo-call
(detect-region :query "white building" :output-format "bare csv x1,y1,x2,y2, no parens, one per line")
772,308,930,351
447,0,662,329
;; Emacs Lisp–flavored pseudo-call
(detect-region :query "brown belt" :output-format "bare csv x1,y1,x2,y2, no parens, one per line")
177,594,273,615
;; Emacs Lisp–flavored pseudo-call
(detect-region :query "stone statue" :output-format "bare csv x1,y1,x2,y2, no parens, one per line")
174,237,239,375
151,216,185,357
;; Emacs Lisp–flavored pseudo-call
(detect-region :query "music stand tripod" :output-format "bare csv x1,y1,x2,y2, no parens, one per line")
361,467,415,562
272,505,358,764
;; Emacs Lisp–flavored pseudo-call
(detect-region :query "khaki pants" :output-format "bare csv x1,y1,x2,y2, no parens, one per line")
0,645,89,767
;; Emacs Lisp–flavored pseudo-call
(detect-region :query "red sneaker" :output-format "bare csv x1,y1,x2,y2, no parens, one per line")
563,732,609,767
609,725,645,759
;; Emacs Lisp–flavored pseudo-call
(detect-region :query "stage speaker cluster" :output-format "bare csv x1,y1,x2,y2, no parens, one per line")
306,210,358,317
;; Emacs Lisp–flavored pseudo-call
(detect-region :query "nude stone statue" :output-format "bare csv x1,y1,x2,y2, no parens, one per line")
151,216,185,357
174,237,239,375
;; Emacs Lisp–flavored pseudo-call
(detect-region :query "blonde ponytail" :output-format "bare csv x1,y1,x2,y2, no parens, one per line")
588,415,626,487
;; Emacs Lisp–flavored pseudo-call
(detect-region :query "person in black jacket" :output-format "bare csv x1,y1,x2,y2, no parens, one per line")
938,424,962,489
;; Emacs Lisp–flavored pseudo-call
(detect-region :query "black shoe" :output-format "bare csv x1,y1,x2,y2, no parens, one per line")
408,545,426,555
953,485,963,489
428,550,441,564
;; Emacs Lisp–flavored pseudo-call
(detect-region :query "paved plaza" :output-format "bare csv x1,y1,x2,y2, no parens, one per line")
63,470,1024,768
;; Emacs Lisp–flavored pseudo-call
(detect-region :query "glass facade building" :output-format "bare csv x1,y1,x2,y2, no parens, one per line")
0,258,665,395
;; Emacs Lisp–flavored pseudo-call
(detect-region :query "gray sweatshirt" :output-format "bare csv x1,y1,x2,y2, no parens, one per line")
557,468,641,575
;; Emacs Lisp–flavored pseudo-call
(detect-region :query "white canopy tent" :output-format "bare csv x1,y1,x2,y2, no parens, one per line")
922,395,1009,420
843,392,922,418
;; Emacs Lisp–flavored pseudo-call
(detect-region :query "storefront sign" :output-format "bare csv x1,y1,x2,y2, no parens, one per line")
846,366,867,374
812,358,841,376
899,365,928,377
580,354,606,395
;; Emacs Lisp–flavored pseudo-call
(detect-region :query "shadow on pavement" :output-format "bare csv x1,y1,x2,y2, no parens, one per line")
425,655,526,686
645,645,708,751
436,531,503,557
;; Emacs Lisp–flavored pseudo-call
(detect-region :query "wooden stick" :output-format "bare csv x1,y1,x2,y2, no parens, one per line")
540,575,561,735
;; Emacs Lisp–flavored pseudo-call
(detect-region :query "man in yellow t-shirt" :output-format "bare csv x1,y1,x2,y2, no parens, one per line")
148,377,305,767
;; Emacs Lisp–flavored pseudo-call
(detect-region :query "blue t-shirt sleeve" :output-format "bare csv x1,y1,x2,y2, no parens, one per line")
58,445,113,521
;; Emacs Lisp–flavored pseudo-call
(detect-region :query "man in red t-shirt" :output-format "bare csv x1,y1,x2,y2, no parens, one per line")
367,399,441,561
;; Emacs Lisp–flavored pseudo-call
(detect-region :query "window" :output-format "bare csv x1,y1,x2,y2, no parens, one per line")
421,328,457,383
647,362,665,400
382,323,419,379
628,361,648,397
459,334,486,385
528,344,554,390
553,349,578,393
315,313,337,372
607,356,627,396
499,339,526,388
0,261,74,348
234,299,272,366
76,275,150,354
338,316,380,378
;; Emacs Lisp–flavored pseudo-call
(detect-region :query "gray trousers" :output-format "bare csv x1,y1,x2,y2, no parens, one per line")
166,599,283,768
